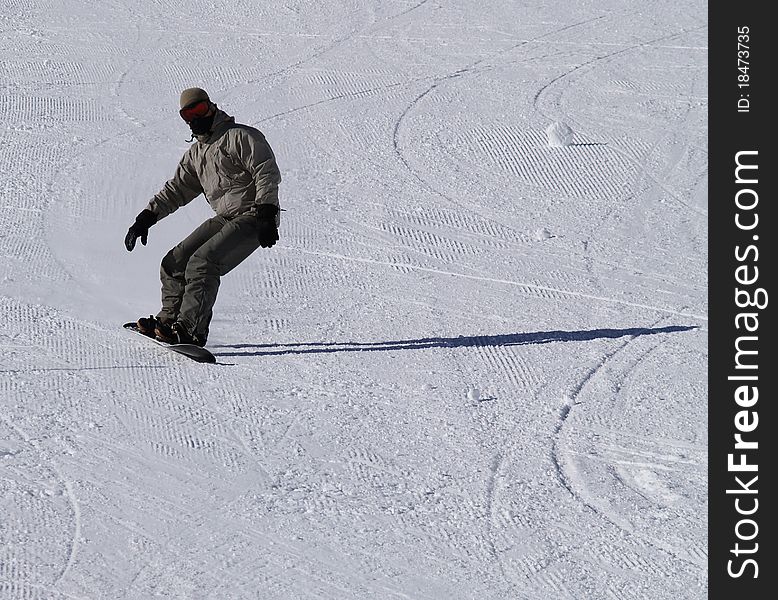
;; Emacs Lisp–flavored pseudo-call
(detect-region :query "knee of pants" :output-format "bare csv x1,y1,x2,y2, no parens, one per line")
161,248,186,278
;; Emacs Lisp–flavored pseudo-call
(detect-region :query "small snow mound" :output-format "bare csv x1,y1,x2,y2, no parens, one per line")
534,227,552,241
545,121,574,147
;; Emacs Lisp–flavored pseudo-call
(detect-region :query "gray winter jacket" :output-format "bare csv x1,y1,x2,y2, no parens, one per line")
146,110,281,222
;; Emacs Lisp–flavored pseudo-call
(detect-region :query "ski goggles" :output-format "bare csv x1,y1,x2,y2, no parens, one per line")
179,99,211,122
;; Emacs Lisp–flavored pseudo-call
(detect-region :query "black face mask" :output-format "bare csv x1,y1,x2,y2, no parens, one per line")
189,112,216,135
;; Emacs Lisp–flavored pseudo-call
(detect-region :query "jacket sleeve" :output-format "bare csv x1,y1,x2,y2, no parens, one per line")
145,150,203,220
237,129,282,209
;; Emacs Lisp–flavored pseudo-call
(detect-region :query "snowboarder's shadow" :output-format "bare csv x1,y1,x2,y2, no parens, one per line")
210,325,697,358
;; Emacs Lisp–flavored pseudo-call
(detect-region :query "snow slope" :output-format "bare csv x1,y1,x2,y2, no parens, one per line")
1,1,707,598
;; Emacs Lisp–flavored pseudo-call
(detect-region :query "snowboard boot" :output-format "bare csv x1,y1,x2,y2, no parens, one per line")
136,315,158,337
155,321,206,347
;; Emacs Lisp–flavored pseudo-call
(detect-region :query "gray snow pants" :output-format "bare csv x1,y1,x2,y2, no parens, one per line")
157,214,262,342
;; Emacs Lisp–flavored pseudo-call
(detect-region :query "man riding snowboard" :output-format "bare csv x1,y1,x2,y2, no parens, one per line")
124,87,282,346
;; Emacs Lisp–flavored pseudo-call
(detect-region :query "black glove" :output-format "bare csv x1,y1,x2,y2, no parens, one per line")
256,204,279,248
124,209,158,251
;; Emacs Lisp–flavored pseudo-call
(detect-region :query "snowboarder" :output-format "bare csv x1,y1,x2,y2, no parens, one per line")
124,87,282,346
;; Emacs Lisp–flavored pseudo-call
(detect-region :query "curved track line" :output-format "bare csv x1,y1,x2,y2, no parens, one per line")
479,327,657,588
531,25,708,217
481,318,698,589
550,334,643,502
381,18,707,334
0,415,81,588
549,313,701,565
391,13,613,202
385,13,644,299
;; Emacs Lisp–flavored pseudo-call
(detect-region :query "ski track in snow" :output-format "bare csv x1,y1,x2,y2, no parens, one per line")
549,313,707,574
1,1,707,598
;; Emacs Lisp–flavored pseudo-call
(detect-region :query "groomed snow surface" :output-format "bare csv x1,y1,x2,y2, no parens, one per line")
1,1,707,598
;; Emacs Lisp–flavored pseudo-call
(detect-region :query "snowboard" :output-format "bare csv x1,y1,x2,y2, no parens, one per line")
123,322,217,364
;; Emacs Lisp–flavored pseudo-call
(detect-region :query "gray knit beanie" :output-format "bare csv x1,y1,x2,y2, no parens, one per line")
180,87,210,109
